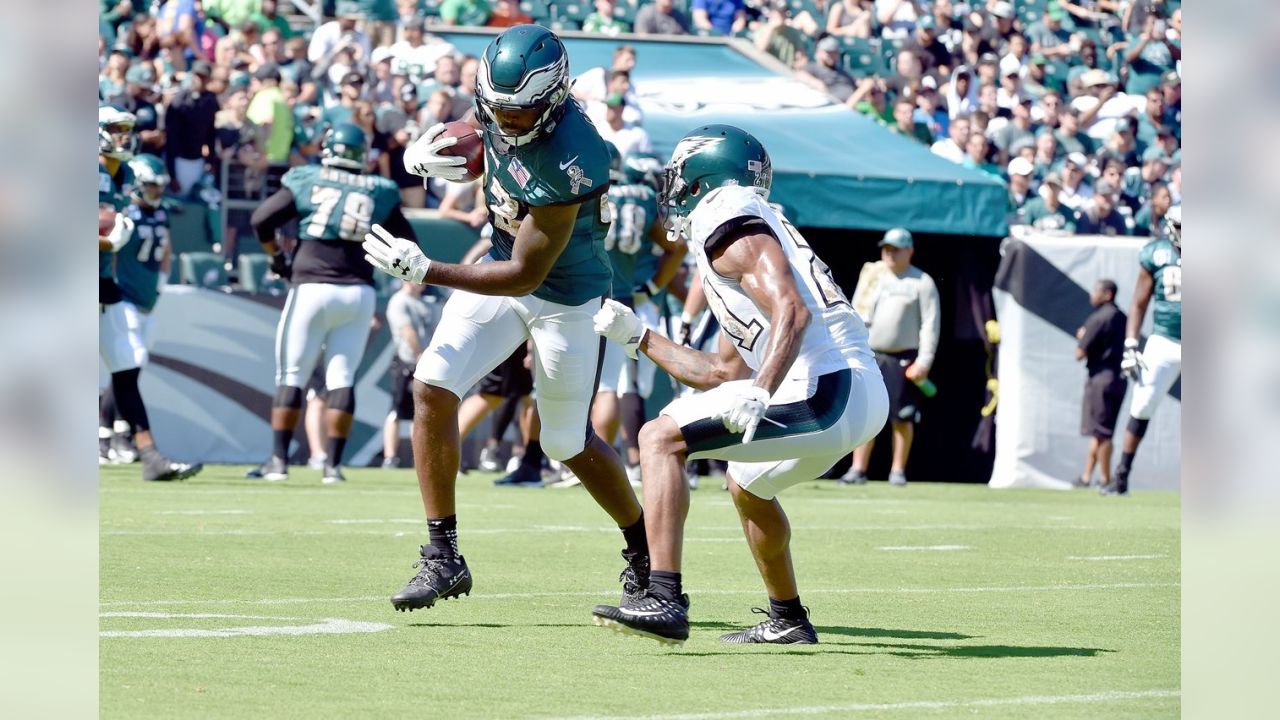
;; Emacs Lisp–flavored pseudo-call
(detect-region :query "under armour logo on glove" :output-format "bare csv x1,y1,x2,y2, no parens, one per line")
402,123,467,182
364,224,432,284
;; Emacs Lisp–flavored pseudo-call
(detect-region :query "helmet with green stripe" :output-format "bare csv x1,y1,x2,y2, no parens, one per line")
624,151,664,190
128,154,170,208
321,122,368,171
475,24,570,147
99,105,137,161
661,125,772,218
605,141,625,184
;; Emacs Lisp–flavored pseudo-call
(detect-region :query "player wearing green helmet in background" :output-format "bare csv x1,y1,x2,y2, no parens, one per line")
362,24,648,617
98,107,203,482
592,124,888,646
247,122,417,485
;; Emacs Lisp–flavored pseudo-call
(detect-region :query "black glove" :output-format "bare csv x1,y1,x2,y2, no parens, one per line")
269,252,292,280
632,279,662,305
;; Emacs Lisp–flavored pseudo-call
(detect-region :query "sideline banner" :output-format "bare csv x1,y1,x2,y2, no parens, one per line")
990,232,1180,491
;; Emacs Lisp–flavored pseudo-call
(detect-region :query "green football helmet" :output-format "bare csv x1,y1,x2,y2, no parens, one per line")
661,125,772,218
99,105,137,161
129,154,170,208
624,152,664,190
1164,205,1181,250
321,122,368,171
605,141,625,184
475,24,570,147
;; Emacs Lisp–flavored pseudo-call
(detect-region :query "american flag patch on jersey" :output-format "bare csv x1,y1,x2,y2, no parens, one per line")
508,158,531,189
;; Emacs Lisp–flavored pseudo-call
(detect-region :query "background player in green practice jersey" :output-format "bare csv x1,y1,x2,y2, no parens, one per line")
248,123,417,484
1110,206,1182,495
362,24,648,616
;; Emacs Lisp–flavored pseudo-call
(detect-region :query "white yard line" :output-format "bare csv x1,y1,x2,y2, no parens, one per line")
878,545,972,551
1068,554,1166,561
99,582,1179,608
555,689,1180,720
153,510,253,516
101,523,1146,536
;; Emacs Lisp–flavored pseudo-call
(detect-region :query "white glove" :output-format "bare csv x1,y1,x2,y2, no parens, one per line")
106,213,134,252
1120,337,1146,383
593,298,645,359
715,385,771,443
402,122,468,182
363,224,431,284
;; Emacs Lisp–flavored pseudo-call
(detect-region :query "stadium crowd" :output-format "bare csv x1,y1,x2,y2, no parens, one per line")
100,0,1181,253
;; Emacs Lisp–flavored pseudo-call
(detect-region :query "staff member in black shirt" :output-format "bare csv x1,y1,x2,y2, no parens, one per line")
1074,279,1128,488
164,61,220,195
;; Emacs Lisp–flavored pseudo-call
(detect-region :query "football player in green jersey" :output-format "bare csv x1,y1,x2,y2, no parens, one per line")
1110,206,1182,495
98,107,203,481
362,24,648,614
248,123,416,484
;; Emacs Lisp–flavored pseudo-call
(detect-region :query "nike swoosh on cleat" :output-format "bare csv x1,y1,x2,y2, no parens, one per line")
618,608,668,618
559,156,579,170
760,626,805,642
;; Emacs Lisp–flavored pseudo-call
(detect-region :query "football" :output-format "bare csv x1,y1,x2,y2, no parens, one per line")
99,206,117,239
439,121,485,182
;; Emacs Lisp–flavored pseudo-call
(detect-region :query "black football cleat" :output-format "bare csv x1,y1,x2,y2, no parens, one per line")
618,549,649,605
391,545,473,612
140,447,203,482
322,463,347,484
246,455,288,481
110,432,138,464
1101,467,1130,496
593,592,689,646
493,463,543,487
719,608,818,645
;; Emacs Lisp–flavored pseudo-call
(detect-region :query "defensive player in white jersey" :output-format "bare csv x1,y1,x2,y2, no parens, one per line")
591,125,889,645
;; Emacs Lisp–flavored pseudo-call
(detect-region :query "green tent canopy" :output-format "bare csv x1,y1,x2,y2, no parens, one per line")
436,30,1009,237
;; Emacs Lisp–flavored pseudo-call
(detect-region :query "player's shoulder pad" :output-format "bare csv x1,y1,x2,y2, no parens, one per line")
689,185,773,251
280,164,319,195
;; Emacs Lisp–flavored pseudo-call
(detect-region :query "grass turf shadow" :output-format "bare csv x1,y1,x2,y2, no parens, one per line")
690,621,975,641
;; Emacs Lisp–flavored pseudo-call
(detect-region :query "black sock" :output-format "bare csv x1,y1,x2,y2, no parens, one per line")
326,436,348,466
521,440,544,470
272,428,293,460
1117,451,1135,474
427,515,459,557
768,596,807,621
649,570,682,602
620,513,647,558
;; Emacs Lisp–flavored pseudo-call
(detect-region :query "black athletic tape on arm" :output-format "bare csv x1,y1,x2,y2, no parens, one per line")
327,386,356,415
273,385,304,409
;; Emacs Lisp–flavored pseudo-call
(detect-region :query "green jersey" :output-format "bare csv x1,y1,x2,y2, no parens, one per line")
99,159,135,284
1138,237,1181,341
116,202,170,313
483,101,613,306
604,183,659,299
281,164,403,286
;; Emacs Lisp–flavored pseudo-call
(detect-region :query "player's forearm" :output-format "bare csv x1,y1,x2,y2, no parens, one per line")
641,332,739,391
752,302,810,395
426,259,543,297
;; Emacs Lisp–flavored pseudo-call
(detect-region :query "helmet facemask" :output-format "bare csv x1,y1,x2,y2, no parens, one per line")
475,50,569,148
100,119,137,161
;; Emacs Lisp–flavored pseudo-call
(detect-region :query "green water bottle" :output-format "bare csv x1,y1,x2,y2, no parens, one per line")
913,377,938,398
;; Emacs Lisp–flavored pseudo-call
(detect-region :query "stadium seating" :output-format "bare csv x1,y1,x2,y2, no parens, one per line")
179,252,228,289
554,2,593,23
842,37,886,78
237,253,288,295
519,0,551,23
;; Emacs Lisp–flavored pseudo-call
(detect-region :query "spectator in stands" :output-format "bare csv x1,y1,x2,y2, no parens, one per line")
308,2,372,65
930,114,968,163
849,76,891,123
1032,88,1062,126
1020,172,1075,231
253,28,284,67
383,280,438,468
885,48,926,98
323,71,364,127
634,0,691,36
944,64,978,118
1073,179,1128,236
755,2,809,68
891,96,932,145
458,54,480,102
1058,151,1094,211
441,0,492,27
976,84,1007,128
369,47,397,104
1133,181,1171,238
1073,69,1141,143
1031,128,1058,178
205,0,261,29
124,65,167,156
1120,145,1169,213
1065,37,1100,86
597,94,651,157
1022,54,1056,99
247,63,294,165
438,179,487,228
974,51,999,87
352,99,391,177
875,0,924,40
382,83,428,207
123,13,162,62
904,14,952,74
165,60,220,195
1074,278,1127,490
842,227,939,487
990,97,1034,156
156,0,204,60
826,0,875,39
100,49,131,106
799,36,856,103
692,0,746,36
102,0,137,33
1026,5,1074,60
585,0,631,35
486,0,531,28
1161,70,1181,129
981,1,1017,44
962,131,1001,180
278,36,317,104
956,18,995,68
420,87,459,127
251,0,295,40
913,77,947,140
1120,12,1178,95
1006,156,1034,216
1135,87,1170,153
996,54,1031,110
1054,106,1095,156
389,17,455,84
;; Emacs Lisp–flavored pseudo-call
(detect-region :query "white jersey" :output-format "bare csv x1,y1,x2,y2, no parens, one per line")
687,185,874,378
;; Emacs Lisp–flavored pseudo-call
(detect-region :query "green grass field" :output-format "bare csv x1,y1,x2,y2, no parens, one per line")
100,465,1179,719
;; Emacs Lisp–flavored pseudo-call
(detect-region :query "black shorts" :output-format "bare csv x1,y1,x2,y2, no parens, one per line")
389,357,416,420
1082,370,1127,439
876,350,923,424
477,344,533,399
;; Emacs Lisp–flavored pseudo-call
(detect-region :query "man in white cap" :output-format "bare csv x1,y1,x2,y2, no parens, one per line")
841,227,940,486
1007,156,1035,217
1072,69,1143,141
1058,151,1095,211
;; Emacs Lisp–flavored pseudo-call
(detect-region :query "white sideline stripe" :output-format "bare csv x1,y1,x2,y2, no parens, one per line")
99,582,1179,608
1068,554,1166,561
878,545,972,551
101,523,1138,536
557,689,1180,720
154,510,252,516
102,612,300,619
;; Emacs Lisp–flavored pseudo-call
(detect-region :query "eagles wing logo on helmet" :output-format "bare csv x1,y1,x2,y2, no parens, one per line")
669,136,724,172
